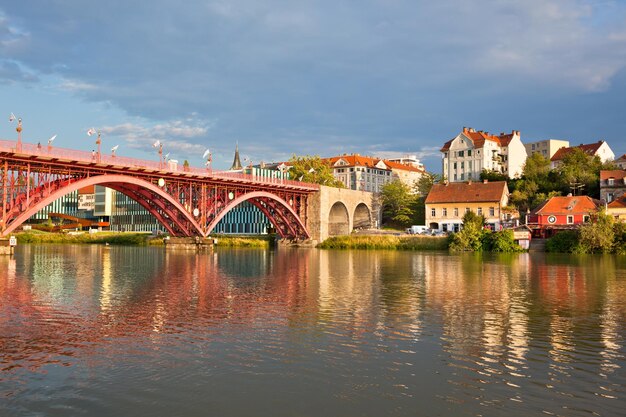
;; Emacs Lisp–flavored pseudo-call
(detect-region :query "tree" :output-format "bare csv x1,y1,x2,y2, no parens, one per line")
381,179,415,227
509,153,560,214
449,210,487,252
578,209,615,253
415,172,441,196
557,148,604,198
480,169,508,182
288,155,344,187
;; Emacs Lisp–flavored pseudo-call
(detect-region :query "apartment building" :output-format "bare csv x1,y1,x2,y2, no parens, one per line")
524,139,569,159
600,170,626,203
441,127,527,182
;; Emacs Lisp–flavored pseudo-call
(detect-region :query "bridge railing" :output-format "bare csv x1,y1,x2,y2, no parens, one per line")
0,139,319,190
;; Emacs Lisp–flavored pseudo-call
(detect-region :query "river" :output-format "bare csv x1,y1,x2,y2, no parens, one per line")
1,245,625,416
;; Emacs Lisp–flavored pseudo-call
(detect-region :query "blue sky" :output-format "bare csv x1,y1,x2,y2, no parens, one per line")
1,0,625,171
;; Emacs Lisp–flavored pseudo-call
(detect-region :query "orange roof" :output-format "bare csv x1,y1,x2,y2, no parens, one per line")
616,154,626,161
440,127,519,151
550,141,606,162
384,159,424,172
425,181,508,204
600,170,626,181
608,196,626,209
531,196,600,215
326,154,382,168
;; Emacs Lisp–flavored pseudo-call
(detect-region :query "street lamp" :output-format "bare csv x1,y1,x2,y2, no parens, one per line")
9,113,22,152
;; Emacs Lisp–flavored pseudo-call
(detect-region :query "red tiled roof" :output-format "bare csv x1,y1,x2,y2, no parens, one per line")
550,141,605,162
425,181,508,204
440,128,519,151
326,154,382,168
384,160,424,172
530,196,600,215
600,170,626,181
78,185,95,194
616,154,626,161
608,196,626,209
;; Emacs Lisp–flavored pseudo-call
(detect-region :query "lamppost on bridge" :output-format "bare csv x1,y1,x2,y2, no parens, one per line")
87,128,101,162
153,140,164,169
203,148,212,172
9,113,22,152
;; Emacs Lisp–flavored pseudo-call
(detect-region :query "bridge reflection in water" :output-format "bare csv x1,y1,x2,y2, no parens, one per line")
1,247,624,416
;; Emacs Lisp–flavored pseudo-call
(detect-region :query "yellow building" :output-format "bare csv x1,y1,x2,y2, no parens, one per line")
425,180,509,232
607,197,626,221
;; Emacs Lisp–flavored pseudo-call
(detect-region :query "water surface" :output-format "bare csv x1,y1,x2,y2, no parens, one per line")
1,245,625,416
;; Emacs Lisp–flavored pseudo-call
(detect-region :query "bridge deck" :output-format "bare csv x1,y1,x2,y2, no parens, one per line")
0,139,318,192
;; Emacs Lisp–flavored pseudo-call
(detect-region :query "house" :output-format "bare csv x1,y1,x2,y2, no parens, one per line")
615,154,626,169
524,139,570,159
607,196,626,222
324,154,424,193
549,140,615,169
441,127,527,182
526,195,601,238
424,180,509,233
325,154,393,193
599,170,626,203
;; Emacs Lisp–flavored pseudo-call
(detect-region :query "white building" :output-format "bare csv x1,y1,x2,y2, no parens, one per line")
441,127,527,182
550,140,615,169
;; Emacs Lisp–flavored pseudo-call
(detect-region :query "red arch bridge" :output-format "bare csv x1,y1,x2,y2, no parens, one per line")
0,140,319,239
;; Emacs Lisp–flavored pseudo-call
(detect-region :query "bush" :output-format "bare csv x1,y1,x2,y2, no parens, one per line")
482,229,524,253
546,230,580,253
449,211,487,252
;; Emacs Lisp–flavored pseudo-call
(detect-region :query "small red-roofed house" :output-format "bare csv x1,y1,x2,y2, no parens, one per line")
526,196,601,238
425,180,509,232
615,154,626,170
549,140,615,169
607,196,626,221
599,170,626,203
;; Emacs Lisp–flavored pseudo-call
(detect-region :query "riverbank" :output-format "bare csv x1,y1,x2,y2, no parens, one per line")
318,234,448,250
13,231,275,248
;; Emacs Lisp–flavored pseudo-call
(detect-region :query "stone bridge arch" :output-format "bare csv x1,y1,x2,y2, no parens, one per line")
306,185,377,242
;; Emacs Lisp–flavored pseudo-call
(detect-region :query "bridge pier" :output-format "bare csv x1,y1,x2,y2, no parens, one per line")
163,236,215,251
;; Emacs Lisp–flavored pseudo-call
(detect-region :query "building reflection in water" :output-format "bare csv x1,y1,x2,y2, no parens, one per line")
0,246,624,416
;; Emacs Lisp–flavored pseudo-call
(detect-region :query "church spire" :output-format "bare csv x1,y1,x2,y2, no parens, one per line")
230,142,243,171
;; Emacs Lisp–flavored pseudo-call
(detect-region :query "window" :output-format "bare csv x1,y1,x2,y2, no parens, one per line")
583,215,590,223
608,178,614,186
467,150,472,156
567,215,574,224
453,162,457,169
461,162,465,169
443,208,448,217
460,173,464,180
532,144,535,150
607,193,614,202
459,150,464,157
466,207,470,213
454,208,459,216
477,207,482,215
431,208,436,217
468,173,472,180
453,174,457,181
468,161,472,169
489,207,495,216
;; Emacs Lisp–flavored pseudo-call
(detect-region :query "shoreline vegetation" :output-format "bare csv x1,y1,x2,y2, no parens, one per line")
318,235,448,250
13,231,274,248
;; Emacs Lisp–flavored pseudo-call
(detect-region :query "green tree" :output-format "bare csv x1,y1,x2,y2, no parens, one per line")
288,155,344,187
415,172,441,196
557,148,604,198
480,169,508,182
381,179,416,227
449,210,487,252
578,209,615,253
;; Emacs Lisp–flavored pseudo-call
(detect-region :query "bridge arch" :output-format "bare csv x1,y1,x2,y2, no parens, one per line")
328,201,350,236
205,191,309,239
353,202,372,231
2,175,203,237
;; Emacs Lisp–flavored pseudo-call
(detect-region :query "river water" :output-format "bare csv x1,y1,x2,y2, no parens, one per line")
1,245,625,417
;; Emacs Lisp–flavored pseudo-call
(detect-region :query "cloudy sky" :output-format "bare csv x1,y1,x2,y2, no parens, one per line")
1,0,625,171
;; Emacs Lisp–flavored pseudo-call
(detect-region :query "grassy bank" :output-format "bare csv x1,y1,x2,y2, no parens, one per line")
318,235,448,250
16,231,156,245
212,235,274,248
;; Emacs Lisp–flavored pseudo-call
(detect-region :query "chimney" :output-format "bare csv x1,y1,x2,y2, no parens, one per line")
469,127,475,133
500,132,505,136
463,126,467,132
